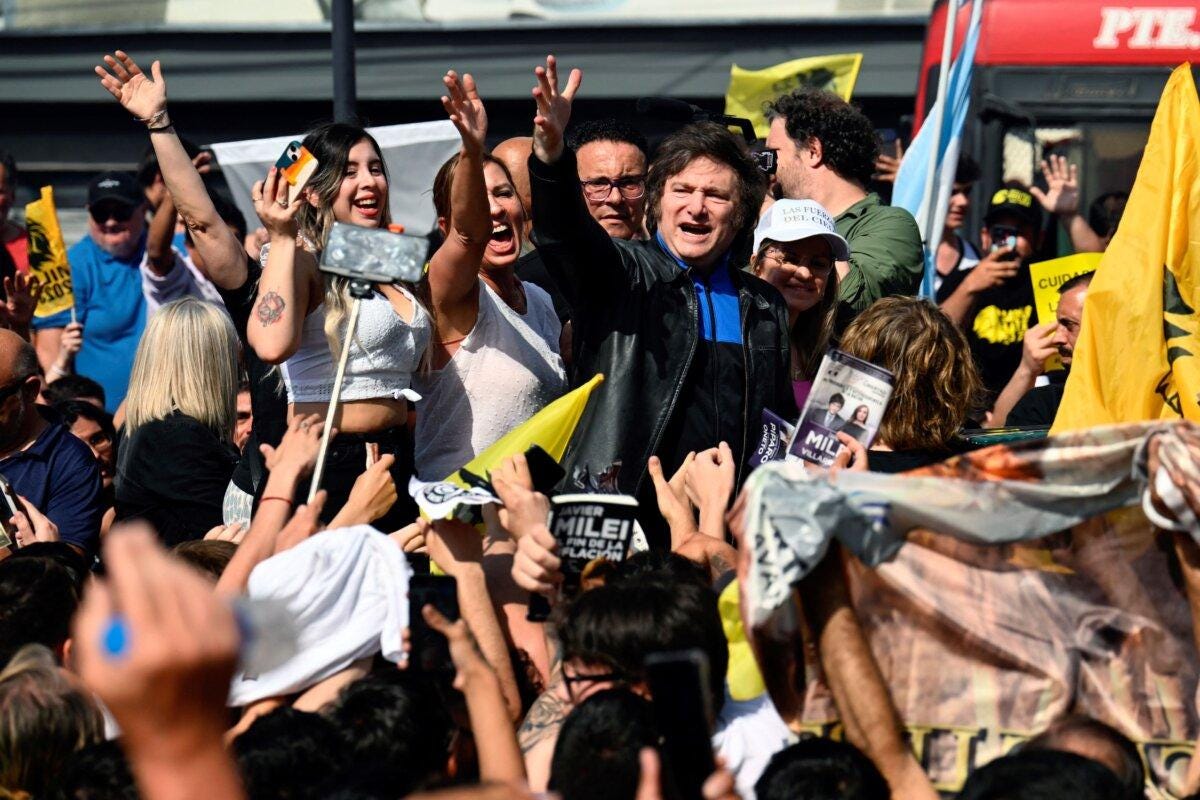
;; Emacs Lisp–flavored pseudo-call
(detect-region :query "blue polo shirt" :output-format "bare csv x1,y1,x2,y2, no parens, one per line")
33,234,148,413
0,408,104,555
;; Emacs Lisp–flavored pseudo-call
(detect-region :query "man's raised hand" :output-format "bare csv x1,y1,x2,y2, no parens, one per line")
531,55,582,165
95,51,167,123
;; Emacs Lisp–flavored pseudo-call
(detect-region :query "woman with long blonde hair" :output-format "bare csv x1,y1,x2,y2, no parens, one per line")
246,73,486,526
115,297,241,543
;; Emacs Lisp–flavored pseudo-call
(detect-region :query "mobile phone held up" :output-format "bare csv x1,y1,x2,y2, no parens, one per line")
274,141,319,206
319,223,426,285
408,574,459,675
646,649,717,800
0,474,22,550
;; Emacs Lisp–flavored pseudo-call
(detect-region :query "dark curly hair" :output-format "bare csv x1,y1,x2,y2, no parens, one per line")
766,89,879,187
566,118,649,157
643,122,766,248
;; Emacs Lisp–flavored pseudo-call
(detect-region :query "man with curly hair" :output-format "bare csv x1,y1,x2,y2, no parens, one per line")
766,90,923,322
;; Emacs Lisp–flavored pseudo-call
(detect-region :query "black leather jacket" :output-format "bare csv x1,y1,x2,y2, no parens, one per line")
528,149,796,499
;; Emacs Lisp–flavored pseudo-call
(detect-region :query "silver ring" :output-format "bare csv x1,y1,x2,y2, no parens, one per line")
300,421,311,429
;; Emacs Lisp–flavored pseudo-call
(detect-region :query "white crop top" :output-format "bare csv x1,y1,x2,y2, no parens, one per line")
280,288,431,405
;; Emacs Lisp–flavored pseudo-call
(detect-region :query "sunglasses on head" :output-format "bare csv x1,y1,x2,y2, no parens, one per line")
89,202,136,224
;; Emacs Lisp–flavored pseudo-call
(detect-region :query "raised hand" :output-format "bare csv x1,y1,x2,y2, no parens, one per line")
493,454,551,542
95,51,168,124
258,413,324,481
1030,154,1080,216
331,454,397,526
1019,321,1059,376
531,55,583,164
442,71,487,155
648,455,697,547
0,272,41,332
685,443,736,514
252,167,306,240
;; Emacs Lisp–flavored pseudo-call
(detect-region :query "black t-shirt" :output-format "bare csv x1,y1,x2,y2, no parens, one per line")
1007,383,1064,428
962,262,1035,397
115,411,240,545
216,256,289,493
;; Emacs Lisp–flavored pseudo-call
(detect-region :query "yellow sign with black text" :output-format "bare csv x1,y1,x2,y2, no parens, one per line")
725,54,863,139
23,186,74,318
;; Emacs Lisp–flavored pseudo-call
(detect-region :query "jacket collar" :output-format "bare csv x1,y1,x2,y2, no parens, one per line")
654,231,731,277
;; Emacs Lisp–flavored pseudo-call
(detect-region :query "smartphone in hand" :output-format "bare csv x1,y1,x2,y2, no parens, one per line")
408,574,459,674
646,649,717,799
274,141,319,205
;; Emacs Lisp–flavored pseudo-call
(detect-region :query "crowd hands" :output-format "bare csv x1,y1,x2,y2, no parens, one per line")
0,33,1168,800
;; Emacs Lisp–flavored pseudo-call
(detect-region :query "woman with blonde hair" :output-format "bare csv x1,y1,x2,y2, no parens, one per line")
839,296,985,473
115,297,241,543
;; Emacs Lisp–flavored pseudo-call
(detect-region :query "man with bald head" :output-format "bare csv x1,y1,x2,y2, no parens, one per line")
492,136,534,229
0,330,103,555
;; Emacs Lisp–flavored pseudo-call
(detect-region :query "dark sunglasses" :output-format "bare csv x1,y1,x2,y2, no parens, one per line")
89,203,136,224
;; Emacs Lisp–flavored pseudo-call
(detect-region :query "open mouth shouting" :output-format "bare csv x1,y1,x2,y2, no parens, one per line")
678,222,713,243
352,195,381,223
487,222,517,257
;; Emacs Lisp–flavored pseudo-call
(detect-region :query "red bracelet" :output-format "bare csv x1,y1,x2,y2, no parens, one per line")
260,496,294,507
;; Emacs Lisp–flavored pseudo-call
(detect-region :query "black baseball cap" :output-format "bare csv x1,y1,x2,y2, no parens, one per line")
984,183,1042,230
87,171,142,207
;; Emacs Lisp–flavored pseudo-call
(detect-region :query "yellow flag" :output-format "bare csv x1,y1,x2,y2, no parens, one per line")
1052,64,1200,432
23,186,75,318
445,373,605,485
1029,252,1102,372
719,579,767,702
725,54,864,139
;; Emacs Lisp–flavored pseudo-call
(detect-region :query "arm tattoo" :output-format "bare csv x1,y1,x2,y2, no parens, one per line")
518,682,568,755
255,291,286,326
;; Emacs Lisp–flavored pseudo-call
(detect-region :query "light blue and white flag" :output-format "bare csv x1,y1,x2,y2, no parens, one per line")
892,0,985,299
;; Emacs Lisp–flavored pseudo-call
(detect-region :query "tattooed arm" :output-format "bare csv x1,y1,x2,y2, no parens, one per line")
246,166,318,365
518,673,569,792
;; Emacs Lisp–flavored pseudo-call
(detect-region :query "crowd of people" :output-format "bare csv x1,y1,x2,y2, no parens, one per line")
0,43,1163,800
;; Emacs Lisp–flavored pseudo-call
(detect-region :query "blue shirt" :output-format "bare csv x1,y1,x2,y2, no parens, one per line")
33,234,148,413
0,408,104,555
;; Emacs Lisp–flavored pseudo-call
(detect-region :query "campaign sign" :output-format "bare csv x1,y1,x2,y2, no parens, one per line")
550,494,637,587
748,408,796,468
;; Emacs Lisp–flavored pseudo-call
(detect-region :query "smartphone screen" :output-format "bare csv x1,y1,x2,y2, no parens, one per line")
409,575,459,674
646,649,716,799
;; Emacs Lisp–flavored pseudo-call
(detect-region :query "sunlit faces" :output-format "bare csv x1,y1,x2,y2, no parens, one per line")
482,161,525,269
86,202,146,259
656,156,739,271
945,182,973,231
1053,284,1088,367
330,139,389,228
753,237,834,316
576,140,647,241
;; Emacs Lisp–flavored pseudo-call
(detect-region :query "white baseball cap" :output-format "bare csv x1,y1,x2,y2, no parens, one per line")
753,199,850,261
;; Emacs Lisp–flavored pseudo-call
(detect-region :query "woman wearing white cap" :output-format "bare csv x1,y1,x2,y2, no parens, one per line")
750,199,850,409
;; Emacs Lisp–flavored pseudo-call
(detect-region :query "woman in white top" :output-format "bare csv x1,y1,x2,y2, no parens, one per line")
248,76,483,525
416,76,567,480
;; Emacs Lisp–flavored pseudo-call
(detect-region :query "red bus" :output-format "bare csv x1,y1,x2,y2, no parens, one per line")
915,0,1199,244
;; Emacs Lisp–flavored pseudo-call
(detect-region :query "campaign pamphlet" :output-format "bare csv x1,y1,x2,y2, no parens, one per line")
786,349,894,467
748,408,796,468
550,494,638,587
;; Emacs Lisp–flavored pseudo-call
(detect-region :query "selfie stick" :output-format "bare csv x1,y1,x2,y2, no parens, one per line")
307,278,374,503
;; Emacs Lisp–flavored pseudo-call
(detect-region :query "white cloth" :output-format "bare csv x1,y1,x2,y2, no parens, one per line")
413,279,566,480
228,525,411,706
139,249,221,313
712,691,794,800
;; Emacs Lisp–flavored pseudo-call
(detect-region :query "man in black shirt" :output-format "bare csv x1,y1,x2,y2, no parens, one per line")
939,183,1044,397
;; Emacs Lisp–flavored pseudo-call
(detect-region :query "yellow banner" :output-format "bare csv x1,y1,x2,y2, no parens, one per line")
725,53,864,139
1029,252,1102,372
24,186,74,318
1052,64,1200,432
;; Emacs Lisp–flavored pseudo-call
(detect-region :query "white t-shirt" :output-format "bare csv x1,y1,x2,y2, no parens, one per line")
413,279,566,480
712,691,794,800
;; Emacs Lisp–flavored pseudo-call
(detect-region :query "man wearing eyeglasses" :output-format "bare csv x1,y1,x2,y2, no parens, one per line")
32,171,191,414
569,119,649,242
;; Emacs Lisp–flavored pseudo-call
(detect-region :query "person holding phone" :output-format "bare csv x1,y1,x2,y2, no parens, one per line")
413,76,566,482
936,183,1044,397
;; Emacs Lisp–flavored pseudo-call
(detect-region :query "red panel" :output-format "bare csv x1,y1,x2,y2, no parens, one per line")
915,0,1200,127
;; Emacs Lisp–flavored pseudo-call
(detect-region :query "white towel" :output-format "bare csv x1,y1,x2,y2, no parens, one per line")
228,525,411,707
